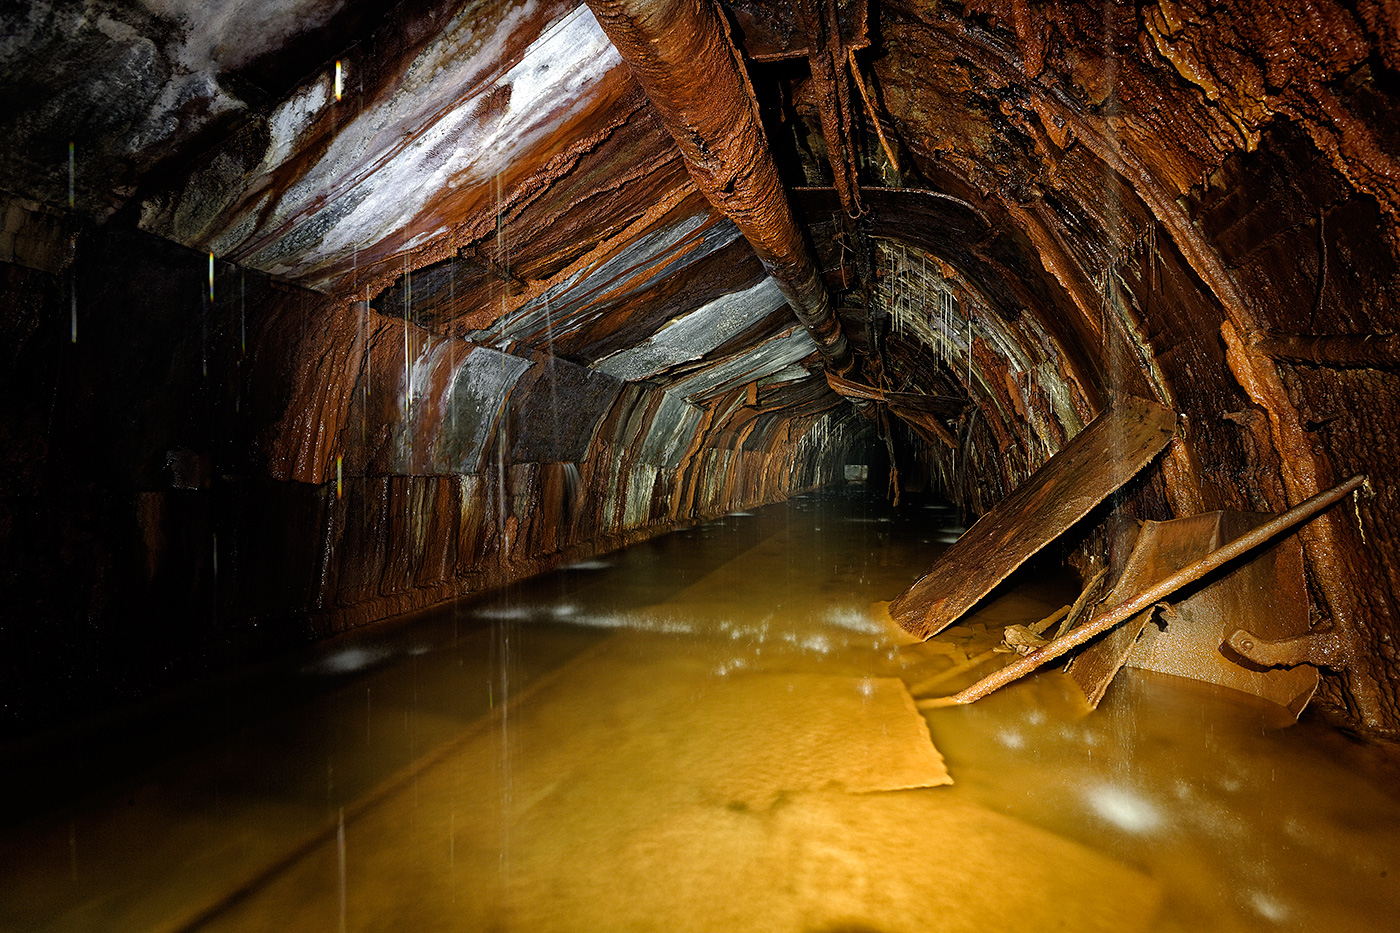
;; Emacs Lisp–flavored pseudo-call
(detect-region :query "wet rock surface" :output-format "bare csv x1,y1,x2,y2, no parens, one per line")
1,0,1399,737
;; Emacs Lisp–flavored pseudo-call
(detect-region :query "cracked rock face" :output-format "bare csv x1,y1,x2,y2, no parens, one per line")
1,0,1399,734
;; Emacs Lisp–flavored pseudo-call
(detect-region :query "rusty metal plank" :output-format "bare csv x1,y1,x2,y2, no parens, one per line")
889,395,1176,638
1066,512,1224,708
1127,512,1319,718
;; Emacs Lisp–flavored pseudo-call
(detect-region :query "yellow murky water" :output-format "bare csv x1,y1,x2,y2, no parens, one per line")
1,490,1397,932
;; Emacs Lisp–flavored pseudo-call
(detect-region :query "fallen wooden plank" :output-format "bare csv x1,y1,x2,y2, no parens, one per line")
917,474,1366,709
890,395,1177,639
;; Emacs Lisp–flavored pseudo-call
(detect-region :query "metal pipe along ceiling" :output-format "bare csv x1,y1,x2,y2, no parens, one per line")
584,0,855,377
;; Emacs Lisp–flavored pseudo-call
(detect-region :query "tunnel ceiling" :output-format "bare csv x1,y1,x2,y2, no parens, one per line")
8,0,1400,458
5,0,1400,732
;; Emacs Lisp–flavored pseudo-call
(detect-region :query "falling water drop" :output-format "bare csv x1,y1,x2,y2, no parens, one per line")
67,141,74,209
449,257,457,432
337,808,347,933
239,270,246,356
335,60,344,102
966,315,972,389
361,284,369,448
402,253,411,425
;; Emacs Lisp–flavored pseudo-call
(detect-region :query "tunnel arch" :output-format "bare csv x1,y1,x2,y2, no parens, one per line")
2,0,1399,734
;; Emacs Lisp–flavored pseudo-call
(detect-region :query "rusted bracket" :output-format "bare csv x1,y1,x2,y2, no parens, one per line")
1225,626,1347,669
847,49,899,179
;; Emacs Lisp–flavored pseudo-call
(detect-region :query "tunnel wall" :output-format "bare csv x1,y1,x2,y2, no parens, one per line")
859,0,1400,731
0,223,852,734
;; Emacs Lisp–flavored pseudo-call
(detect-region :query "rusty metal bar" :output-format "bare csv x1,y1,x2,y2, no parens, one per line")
848,49,899,177
1255,333,1400,370
802,0,862,218
584,0,854,376
918,473,1367,709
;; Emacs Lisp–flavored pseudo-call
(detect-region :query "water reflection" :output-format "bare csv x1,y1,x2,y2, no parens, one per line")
0,489,1396,932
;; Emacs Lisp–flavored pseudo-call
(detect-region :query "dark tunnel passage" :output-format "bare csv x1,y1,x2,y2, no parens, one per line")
3,0,1400,928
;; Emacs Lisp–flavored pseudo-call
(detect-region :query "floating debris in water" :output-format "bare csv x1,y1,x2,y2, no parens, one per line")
1248,891,1290,922
824,606,884,634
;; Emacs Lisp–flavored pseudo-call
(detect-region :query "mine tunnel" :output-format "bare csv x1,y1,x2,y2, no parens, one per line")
3,0,1400,928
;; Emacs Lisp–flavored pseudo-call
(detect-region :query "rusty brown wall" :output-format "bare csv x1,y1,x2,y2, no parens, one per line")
858,0,1400,731
0,228,854,734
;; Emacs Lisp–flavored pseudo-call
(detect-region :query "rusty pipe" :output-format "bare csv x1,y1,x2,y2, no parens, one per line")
584,0,854,376
1255,333,1400,370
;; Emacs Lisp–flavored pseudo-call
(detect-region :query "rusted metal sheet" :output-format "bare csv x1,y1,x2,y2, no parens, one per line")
638,391,704,471
667,328,820,404
1066,512,1225,708
392,344,531,475
890,395,1176,638
593,278,788,382
145,3,628,292
919,475,1366,709
474,209,741,348
1124,512,1319,717
584,0,854,375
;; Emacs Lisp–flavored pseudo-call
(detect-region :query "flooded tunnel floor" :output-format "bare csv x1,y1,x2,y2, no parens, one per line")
2,489,1399,931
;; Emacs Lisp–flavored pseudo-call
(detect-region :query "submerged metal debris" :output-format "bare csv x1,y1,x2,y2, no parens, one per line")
917,474,1367,710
